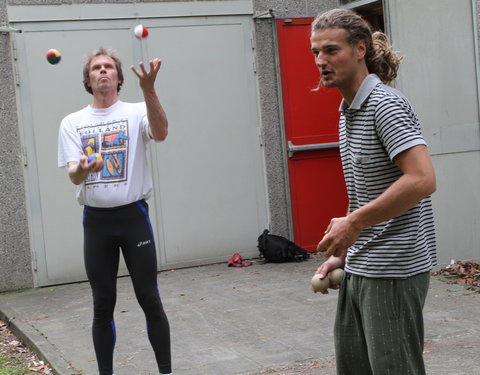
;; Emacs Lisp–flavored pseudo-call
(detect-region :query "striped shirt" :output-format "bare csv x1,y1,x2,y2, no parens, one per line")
339,74,437,278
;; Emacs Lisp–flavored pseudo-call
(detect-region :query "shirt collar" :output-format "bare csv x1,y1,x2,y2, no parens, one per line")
339,74,381,112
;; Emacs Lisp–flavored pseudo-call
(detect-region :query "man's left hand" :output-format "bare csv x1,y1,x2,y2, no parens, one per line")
131,58,161,92
317,216,361,258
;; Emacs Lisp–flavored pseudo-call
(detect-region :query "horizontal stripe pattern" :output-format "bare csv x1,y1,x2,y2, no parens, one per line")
339,76,437,278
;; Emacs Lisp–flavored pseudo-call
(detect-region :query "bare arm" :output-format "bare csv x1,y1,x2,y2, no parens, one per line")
131,59,168,141
318,144,436,257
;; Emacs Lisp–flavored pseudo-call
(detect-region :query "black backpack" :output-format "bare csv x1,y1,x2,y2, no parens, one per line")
257,229,310,263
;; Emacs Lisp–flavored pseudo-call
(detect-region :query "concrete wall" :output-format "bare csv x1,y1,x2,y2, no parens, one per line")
384,0,480,266
5,0,477,291
254,0,480,265
251,0,338,237
0,0,33,291
1,0,339,291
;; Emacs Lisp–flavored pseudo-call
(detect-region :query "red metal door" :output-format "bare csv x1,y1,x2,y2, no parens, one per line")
276,18,348,252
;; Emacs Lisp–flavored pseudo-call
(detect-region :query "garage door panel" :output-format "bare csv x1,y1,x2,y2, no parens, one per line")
146,20,264,264
13,12,267,285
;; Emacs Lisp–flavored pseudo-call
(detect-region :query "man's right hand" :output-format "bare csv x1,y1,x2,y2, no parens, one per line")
67,155,103,185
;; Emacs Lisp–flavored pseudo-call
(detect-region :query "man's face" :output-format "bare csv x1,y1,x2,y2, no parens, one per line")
310,27,365,90
87,55,120,94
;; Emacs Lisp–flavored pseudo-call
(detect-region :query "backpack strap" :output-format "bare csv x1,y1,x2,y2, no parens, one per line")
290,244,310,261
261,229,269,251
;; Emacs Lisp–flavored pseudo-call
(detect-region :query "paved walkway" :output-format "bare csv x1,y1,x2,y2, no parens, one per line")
0,258,479,374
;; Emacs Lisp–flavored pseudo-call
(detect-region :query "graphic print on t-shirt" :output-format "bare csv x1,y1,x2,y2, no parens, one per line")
102,130,128,148
82,137,99,158
102,151,126,180
79,119,129,185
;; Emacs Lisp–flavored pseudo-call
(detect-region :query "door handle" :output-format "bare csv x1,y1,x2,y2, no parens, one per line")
287,140,339,158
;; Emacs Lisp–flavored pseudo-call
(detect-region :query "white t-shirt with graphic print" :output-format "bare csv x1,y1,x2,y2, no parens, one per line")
58,100,157,208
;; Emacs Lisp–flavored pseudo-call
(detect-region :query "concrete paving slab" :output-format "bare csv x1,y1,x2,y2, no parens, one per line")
0,259,479,375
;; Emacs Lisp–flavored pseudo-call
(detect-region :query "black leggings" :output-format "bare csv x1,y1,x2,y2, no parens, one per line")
83,200,171,375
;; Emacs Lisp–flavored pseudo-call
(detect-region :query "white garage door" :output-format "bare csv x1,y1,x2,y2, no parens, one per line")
9,1,268,286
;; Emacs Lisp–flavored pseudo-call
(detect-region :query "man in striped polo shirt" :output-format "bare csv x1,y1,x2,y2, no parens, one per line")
311,9,437,375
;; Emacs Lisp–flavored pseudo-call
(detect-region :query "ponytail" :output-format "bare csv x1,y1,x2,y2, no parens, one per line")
366,31,403,85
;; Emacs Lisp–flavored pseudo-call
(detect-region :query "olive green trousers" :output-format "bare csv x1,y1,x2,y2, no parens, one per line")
334,271,430,375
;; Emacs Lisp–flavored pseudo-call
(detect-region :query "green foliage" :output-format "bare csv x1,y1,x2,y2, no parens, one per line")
0,353,30,375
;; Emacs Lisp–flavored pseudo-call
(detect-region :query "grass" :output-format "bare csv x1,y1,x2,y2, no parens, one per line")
0,353,31,375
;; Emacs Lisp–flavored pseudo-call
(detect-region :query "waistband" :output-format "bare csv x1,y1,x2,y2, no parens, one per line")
84,199,146,212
